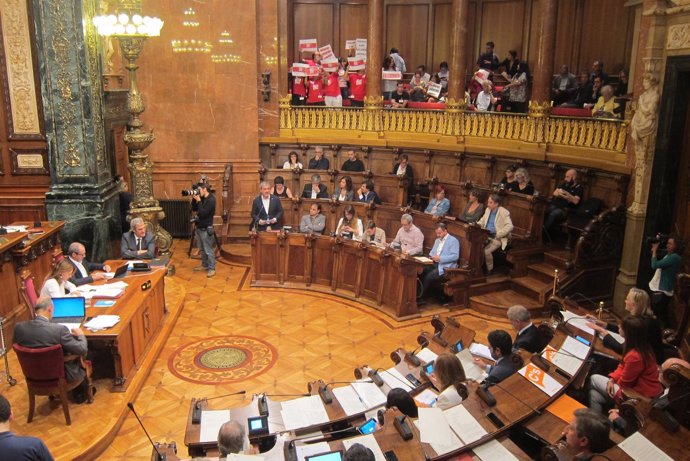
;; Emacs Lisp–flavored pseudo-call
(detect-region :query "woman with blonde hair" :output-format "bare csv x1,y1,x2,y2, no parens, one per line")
40,260,81,298
587,287,664,363
430,353,467,410
508,167,535,195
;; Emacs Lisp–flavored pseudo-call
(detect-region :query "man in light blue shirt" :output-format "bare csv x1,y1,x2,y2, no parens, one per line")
419,223,460,302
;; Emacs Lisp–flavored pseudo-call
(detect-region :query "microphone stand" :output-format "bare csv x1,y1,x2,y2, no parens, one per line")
128,402,166,461
191,390,246,424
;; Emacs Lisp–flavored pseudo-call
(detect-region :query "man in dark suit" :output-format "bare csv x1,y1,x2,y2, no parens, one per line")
13,297,91,401
507,304,541,353
482,330,518,385
66,242,111,286
357,179,382,205
251,181,284,231
0,394,54,460
120,217,156,260
301,174,329,199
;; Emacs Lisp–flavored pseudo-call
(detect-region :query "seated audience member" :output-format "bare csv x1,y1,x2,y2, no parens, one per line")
300,203,326,234
469,69,490,103
435,61,449,90
290,73,307,106
390,81,410,108
589,60,609,85
335,205,363,241
477,194,514,275
392,154,415,199
477,41,500,71
420,223,459,300
218,420,255,456
425,185,451,217
559,409,611,461
544,168,583,238
426,76,450,103
590,84,620,118
364,220,386,246
333,175,354,201
562,73,594,107
283,150,303,170
585,76,603,106
67,242,111,286
430,353,467,410
588,315,663,414
349,68,366,107
344,443,375,461
14,297,91,403
507,305,541,353
116,176,132,231
507,167,535,195
341,149,365,172
615,69,629,97
121,217,156,260
410,65,431,84
251,181,284,231
308,146,330,170
475,80,498,111
552,65,577,105
306,75,325,106
409,71,428,102
40,261,80,298
459,189,486,224
586,288,664,364
0,394,54,460
385,388,418,418
499,164,517,189
357,180,382,205
323,69,342,107
301,174,329,199
479,330,518,385
390,214,424,256
271,176,293,198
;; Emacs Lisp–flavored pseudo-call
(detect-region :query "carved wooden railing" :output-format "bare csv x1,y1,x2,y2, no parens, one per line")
278,101,629,157
570,206,627,270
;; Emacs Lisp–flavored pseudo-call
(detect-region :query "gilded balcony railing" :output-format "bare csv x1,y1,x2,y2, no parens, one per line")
278,101,628,156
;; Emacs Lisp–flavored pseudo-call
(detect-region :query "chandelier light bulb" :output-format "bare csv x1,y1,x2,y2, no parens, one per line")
118,13,129,25
132,14,143,25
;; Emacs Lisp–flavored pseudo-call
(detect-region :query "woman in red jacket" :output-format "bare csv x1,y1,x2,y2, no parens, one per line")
588,315,663,414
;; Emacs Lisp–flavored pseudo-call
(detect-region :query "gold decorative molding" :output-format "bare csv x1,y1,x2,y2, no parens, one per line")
10,147,49,175
0,0,42,137
667,24,690,50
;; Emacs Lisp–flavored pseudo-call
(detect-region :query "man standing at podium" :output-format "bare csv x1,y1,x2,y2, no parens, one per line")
251,181,284,232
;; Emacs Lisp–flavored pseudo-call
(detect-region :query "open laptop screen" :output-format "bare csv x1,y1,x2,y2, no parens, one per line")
51,297,86,319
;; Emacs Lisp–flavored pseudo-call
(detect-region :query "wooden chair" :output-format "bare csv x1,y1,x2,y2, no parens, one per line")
13,343,93,425
19,272,39,318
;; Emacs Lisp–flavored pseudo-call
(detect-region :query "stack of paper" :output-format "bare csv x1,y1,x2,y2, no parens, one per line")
472,439,519,461
469,343,494,361
199,409,231,442
416,348,438,363
456,349,488,382
542,345,582,376
618,431,673,461
380,367,413,392
79,284,125,299
279,395,329,430
560,336,589,360
413,388,439,407
342,434,387,461
560,311,595,335
83,315,120,331
351,380,387,409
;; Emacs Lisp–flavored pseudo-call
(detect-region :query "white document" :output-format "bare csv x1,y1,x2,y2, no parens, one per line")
83,315,120,330
332,385,366,416
413,419,462,456
416,348,438,363
618,431,673,461
107,281,129,289
279,395,330,430
560,310,595,335
560,336,590,360
295,442,332,461
351,380,387,410
469,343,494,361
343,434,386,461
381,367,413,391
414,256,433,263
418,407,455,446
413,388,439,407
5,225,27,233
456,349,488,382
444,404,487,444
543,345,582,376
519,363,563,397
472,439,519,461
199,409,231,442
606,331,624,344
227,455,264,461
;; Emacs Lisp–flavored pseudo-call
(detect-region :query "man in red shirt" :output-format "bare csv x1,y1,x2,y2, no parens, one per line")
324,70,342,107
349,69,366,108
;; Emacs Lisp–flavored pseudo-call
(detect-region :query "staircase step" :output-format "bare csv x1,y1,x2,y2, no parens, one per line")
511,275,551,303
544,249,573,270
469,290,543,317
468,277,511,297
219,242,252,266
528,262,559,283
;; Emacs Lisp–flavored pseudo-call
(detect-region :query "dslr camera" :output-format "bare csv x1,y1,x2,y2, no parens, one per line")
646,233,668,245
181,175,213,197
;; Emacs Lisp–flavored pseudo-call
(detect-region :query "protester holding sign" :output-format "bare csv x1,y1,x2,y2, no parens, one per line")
324,70,342,107
306,75,325,106
382,55,398,100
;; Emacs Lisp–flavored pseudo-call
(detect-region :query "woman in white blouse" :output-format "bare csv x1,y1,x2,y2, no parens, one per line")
282,151,303,170
40,260,81,298
335,205,363,241
430,353,467,410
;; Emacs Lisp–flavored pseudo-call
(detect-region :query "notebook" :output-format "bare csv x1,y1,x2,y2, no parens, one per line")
51,297,86,330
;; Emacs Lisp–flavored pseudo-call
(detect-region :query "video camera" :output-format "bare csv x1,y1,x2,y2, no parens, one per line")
181,175,212,197
646,233,669,245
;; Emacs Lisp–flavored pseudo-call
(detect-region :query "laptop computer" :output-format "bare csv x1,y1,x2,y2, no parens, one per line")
304,451,343,461
112,264,129,279
51,297,86,330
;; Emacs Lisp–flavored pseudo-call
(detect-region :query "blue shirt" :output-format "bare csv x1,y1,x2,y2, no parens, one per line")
486,210,497,235
0,431,54,461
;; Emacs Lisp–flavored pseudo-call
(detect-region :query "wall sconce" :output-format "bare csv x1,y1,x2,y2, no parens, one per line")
261,70,271,102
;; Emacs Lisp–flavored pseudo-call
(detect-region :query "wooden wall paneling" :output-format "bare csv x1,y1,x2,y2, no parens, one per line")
527,0,540,67
479,0,526,61
460,155,492,185
577,0,631,76
338,3,369,58
431,3,452,79
429,152,460,182
285,234,307,282
465,1,478,79
311,235,335,286
292,2,336,62
553,0,580,73
385,4,430,73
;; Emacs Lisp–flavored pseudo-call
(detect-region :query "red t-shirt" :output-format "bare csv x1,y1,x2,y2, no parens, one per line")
349,74,367,101
324,74,341,97
292,76,307,96
306,79,324,104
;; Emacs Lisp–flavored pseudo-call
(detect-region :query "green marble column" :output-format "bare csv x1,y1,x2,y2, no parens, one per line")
32,0,120,261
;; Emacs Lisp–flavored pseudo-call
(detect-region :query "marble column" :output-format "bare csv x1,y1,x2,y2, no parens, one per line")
447,0,469,105
529,0,557,108
364,0,384,106
32,0,120,261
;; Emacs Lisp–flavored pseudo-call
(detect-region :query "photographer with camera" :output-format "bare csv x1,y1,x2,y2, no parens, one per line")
191,182,216,278
649,234,683,326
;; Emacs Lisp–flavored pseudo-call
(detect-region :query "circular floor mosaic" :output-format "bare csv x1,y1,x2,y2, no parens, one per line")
168,335,278,384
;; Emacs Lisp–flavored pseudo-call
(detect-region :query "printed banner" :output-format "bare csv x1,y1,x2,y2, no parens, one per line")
427,82,442,98
382,70,403,81
355,49,367,58
348,57,366,71
318,44,335,60
299,38,318,52
356,38,367,50
321,58,339,71
305,66,321,77
345,39,356,50
291,63,308,76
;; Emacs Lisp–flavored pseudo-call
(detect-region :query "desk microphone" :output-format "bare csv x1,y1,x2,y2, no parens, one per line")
368,369,384,387
127,402,165,461
393,414,413,441
318,380,373,404
405,338,430,367
191,390,246,424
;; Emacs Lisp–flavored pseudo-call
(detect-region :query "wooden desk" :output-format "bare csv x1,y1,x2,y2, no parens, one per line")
85,263,167,391
10,221,64,285
0,232,30,333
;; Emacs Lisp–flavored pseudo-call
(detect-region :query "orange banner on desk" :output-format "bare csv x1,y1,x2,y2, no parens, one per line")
547,394,586,423
519,363,562,397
